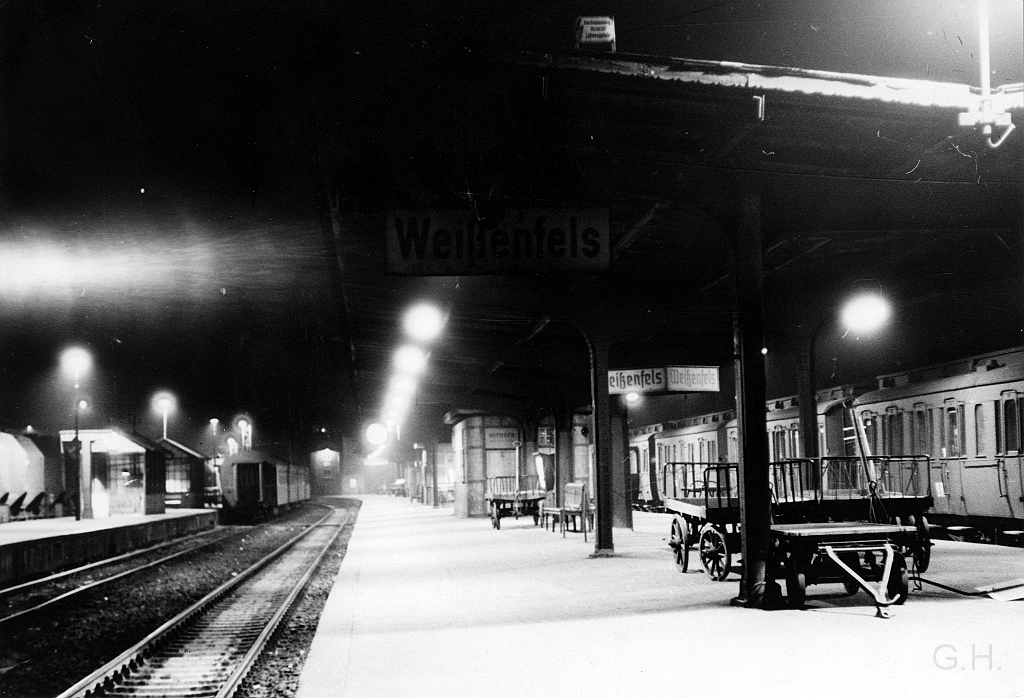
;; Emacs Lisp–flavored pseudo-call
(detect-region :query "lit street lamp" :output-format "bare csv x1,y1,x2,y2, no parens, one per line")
403,302,445,343
237,418,253,450
797,289,892,459
152,391,177,440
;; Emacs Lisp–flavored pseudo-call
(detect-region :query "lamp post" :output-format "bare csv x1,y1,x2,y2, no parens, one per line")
152,392,176,441
797,290,892,460
73,399,89,519
61,347,92,520
158,397,171,439
238,419,252,450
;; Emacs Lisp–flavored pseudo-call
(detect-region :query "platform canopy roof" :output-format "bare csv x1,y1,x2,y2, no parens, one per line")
324,43,1022,444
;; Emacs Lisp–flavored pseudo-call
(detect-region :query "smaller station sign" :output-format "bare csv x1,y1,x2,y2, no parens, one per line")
609,365,721,395
666,365,720,392
608,368,665,395
484,428,519,449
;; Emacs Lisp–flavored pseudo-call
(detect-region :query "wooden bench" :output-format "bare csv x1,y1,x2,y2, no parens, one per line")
541,482,593,540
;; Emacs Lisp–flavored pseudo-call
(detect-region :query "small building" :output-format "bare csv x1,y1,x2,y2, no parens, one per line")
310,446,341,496
59,428,166,517
450,414,522,518
160,438,212,509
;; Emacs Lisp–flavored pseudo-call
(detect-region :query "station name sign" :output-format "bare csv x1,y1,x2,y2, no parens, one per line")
608,365,720,394
386,209,609,275
666,365,720,392
608,368,665,394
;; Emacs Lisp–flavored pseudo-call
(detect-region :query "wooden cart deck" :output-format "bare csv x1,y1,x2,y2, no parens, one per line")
771,520,919,616
485,476,545,529
771,521,917,539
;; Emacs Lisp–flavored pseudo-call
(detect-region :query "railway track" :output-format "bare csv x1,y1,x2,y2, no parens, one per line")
56,506,350,698
0,527,241,625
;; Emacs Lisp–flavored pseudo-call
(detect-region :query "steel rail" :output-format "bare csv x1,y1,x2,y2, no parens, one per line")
0,526,222,599
216,511,351,698
54,505,345,698
0,527,242,626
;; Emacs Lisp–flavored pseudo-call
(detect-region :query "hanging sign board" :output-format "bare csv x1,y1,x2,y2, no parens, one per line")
666,365,720,392
609,366,721,394
575,17,616,51
386,209,609,275
608,368,666,394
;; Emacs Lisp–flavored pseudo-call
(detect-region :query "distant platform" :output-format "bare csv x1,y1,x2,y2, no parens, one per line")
0,509,218,588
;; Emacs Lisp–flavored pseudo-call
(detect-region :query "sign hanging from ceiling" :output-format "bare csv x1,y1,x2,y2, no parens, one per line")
386,209,610,275
608,365,721,394
608,368,666,395
666,365,720,392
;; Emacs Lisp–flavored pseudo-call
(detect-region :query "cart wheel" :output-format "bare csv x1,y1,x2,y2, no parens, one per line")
786,563,807,609
669,517,684,550
674,521,690,573
888,555,909,605
698,525,731,581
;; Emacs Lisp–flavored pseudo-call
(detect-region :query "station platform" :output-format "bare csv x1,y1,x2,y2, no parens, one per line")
297,495,1024,698
0,509,217,587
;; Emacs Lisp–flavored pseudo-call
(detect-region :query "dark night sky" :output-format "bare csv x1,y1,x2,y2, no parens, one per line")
0,1,1020,446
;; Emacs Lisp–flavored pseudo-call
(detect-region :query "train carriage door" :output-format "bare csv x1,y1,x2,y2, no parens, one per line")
236,463,261,513
993,393,1024,519
261,462,278,508
646,435,659,504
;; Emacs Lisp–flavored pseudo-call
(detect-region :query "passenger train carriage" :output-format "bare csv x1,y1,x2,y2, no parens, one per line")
215,450,310,523
852,347,1024,534
630,347,1024,546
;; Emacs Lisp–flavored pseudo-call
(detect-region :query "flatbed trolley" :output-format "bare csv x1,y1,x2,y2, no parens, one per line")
665,460,819,581
771,521,917,617
486,475,545,530
819,455,934,572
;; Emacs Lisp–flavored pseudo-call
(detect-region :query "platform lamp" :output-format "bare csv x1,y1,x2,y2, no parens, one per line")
151,391,177,440
237,418,253,451
797,286,892,461
61,346,93,520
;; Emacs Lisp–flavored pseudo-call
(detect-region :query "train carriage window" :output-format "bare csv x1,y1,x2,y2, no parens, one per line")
861,412,877,456
1002,394,1019,454
959,403,966,456
882,408,902,456
789,426,801,458
708,440,717,464
995,401,1003,454
943,401,965,458
975,403,987,457
933,407,944,457
699,438,706,463
772,428,787,460
911,405,928,455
